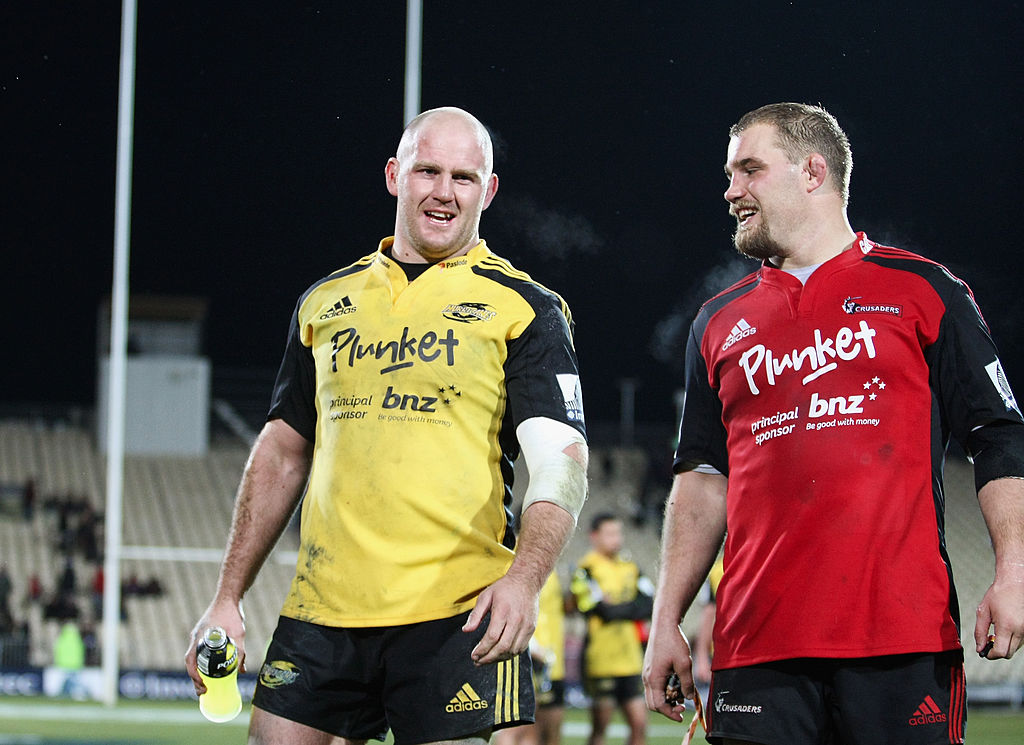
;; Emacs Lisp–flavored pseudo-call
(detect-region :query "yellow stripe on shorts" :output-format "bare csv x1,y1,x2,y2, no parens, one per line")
494,658,520,724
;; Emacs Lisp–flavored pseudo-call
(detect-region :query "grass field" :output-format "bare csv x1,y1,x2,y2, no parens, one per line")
1,699,1023,744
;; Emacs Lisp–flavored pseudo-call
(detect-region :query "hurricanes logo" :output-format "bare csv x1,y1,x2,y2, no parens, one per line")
443,302,496,323
446,683,489,712
259,660,301,689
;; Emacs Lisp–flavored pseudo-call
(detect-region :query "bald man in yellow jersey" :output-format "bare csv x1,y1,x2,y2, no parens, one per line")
185,108,589,745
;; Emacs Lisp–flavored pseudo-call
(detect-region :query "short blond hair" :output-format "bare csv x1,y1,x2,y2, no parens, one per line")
731,103,853,205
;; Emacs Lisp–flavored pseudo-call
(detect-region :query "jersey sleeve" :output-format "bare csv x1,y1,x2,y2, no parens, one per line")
927,274,1024,485
266,297,317,442
674,315,729,475
570,565,601,613
504,295,586,437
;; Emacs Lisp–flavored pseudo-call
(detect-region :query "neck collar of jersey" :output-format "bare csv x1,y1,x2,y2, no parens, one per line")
758,231,874,286
375,237,491,271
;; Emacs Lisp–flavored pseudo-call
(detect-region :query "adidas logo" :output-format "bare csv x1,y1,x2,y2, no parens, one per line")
446,682,489,713
908,695,947,726
320,296,357,319
722,318,757,351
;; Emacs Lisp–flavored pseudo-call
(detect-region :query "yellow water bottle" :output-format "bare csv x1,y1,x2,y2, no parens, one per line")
196,626,242,723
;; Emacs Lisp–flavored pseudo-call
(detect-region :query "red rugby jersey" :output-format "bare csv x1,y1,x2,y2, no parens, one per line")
674,233,1023,669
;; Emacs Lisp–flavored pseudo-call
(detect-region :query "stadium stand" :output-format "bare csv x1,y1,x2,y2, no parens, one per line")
0,418,1021,703
0,419,295,671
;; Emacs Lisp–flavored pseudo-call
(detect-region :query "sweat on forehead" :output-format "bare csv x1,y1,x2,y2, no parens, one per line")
396,107,494,172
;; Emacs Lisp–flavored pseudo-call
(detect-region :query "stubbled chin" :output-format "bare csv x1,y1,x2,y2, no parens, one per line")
411,233,462,260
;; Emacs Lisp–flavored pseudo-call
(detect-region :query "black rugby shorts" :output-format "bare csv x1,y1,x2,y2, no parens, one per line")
706,650,966,745
253,612,534,744
584,673,644,704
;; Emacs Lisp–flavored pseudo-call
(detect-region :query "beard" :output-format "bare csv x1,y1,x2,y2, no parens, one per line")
733,219,785,262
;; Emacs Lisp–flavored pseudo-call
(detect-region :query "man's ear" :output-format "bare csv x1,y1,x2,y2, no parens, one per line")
385,157,400,197
804,152,829,194
481,173,499,210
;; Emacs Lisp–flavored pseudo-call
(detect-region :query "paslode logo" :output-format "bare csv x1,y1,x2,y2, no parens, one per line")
908,695,947,726
446,683,489,713
722,319,757,351
259,660,300,689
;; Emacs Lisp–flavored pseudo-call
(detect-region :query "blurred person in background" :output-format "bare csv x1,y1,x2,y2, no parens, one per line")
691,556,723,706
572,513,653,745
55,621,87,700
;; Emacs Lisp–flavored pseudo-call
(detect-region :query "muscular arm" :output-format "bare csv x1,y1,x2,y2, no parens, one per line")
185,418,312,691
974,476,1024,660
643,470,727,721
464,441,586,665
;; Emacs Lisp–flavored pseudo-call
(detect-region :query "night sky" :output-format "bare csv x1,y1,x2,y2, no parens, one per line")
4,2,1022,432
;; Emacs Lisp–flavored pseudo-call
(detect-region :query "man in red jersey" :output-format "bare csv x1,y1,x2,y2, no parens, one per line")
642,102,1024,744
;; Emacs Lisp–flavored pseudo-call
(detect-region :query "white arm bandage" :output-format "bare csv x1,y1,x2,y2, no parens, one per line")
516,416,589,524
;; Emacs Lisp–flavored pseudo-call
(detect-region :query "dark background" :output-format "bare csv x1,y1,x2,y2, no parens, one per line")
3,2,1021,434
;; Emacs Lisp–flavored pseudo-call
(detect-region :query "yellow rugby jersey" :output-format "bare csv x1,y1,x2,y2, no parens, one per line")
268,238,585,627
571,551,647,678
708,557,724,600
533,573,566,681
